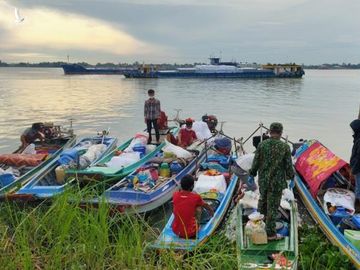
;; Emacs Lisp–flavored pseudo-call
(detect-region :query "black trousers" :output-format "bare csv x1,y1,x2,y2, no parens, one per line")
146,119,160,143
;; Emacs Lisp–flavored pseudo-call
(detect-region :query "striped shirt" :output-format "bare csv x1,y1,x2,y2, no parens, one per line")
144,98,161,120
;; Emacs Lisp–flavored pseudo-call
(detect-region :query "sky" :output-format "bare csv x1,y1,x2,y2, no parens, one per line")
0,0,359,64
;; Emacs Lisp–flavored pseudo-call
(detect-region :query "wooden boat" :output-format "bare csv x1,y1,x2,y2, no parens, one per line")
294,140,360,268
236,196,298,269
81,140,206,213
13,135,117,199
0,122,76,196
229,123,298,269
150,147,238,251
69,127,179,183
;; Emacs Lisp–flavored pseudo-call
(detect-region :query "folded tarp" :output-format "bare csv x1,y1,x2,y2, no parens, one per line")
0,153,48,167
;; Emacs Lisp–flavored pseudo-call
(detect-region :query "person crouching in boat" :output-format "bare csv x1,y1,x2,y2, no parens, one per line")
178,118,197,148
20,122,45,151
172,174,214,239
248,122,294,241
350,119,360,206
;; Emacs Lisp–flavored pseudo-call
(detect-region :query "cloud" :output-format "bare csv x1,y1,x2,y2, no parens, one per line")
2,0,360,64
0,1,158,61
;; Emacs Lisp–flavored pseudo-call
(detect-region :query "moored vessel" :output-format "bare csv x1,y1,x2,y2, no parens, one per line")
123,57,305,79
62,64,134,75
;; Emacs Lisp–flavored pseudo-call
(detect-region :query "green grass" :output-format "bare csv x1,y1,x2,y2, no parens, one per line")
298,225,354,270
0,192,356,269
0,191,237,269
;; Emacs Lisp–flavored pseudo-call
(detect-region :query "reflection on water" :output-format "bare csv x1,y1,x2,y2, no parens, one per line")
0,68,359,160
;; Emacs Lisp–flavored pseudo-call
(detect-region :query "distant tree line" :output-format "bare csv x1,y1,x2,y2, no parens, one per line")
0,60,359,69
0,60,195,69
303,63,360,69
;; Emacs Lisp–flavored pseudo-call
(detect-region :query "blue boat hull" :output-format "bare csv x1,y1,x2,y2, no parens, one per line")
15,136,118,198
62,64,134,75
150,173,239,250
99,147,207,213
294,141,360,268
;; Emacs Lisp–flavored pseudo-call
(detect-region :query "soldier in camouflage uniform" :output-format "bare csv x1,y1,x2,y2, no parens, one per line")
249,122,294,240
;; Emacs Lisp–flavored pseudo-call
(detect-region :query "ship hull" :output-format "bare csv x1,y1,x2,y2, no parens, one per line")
123,70,304,78
62,64,133,75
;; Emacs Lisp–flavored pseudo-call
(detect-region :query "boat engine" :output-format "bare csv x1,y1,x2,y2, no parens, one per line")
202,114,218,133
41,122,60,139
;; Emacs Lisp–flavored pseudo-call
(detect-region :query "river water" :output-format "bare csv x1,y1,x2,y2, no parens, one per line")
0,68,359,160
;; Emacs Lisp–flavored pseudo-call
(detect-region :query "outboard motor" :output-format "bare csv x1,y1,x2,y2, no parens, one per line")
202,114,218,133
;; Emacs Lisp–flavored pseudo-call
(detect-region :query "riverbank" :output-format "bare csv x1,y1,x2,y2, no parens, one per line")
0,190,354,269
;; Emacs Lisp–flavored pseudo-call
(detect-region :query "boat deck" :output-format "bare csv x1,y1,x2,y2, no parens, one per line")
245,236,289,251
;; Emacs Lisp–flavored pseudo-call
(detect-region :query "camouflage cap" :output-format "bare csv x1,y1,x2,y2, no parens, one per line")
270,122,283,133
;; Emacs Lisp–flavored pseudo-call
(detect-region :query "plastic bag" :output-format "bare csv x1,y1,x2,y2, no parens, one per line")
105,152,140,169
80,144,107,165
192,121,212,140
324,188,355,214
124,132,149,152
193,173,227,194
23,143,36,154
162,139,192,159
240,190,259,209
235,153,255,172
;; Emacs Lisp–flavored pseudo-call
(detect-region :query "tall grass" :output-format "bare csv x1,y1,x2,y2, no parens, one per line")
298,225,354,270
0,191,355,269
0,191,237,269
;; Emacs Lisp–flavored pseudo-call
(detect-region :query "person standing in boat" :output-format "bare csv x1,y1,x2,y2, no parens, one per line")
248,122,294,241
144,89,161,144
20,122,45,151
350,118,360,204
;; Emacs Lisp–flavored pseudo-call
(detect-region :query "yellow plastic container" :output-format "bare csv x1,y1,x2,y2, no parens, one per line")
159,163,170,177
344,230,360,250
55,166,65,184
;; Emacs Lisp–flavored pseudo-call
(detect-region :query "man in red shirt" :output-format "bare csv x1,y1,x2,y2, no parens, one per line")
172,174,214,238
178,118,197,148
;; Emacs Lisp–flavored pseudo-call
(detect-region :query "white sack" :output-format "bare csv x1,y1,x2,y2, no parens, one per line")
235,153,255,172
193,174,227,194
162,139,192,159
192,121,212,141
105,152,140,169
324,188,355,213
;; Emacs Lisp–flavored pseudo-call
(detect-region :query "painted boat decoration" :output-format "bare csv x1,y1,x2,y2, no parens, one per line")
294,140,360,268
236,194,298,269
0,122,76,196
81,140,206,213
13,135,117,199
150,148,238,251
